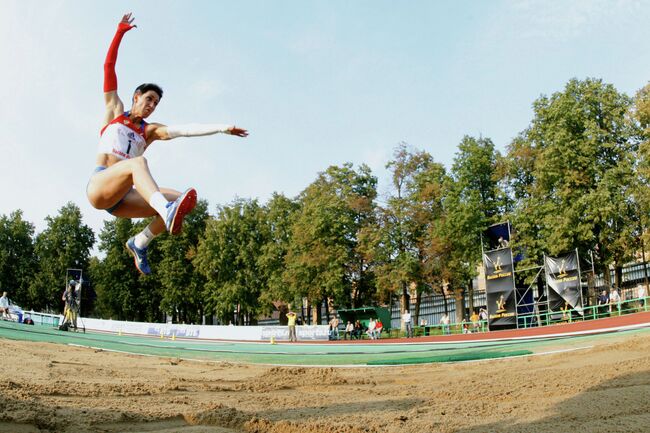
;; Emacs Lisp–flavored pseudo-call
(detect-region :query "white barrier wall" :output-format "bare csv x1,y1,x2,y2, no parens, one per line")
79,317,330,341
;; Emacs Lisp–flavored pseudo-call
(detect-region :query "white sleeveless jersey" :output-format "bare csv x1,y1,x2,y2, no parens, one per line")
97,113,147,160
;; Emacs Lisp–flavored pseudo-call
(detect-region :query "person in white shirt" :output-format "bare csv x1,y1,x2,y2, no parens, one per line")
0,292,11,319
344,321,354,340
402,310,413,338
609,287,621,313
439,313,450,335
367,318,377,339
638,284,647,308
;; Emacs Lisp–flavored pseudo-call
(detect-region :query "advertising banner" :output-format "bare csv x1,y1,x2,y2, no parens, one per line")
545,251,583,316
483,247,517,329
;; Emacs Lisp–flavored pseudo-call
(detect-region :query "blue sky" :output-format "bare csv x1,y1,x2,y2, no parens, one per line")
1,0,649,241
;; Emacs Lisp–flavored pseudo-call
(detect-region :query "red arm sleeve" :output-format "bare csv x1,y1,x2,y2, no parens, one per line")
103,22,134,93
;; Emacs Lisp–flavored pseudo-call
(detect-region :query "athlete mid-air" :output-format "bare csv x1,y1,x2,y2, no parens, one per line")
86,13,248,275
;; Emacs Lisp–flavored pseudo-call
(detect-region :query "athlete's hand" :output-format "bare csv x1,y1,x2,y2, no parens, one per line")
118,12,136,32
229,127,249,137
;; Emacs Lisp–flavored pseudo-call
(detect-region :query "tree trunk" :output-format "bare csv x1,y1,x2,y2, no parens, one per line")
441,289,449,315
614,264,623,291
603,263,611,290
400,283,410,332
414,287,422,325
454,287,465,323
586,273,596,307
311,299,322,325
467,279,475,315
324,297,331,323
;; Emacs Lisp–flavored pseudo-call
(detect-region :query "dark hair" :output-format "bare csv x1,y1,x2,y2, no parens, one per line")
133,83,163,99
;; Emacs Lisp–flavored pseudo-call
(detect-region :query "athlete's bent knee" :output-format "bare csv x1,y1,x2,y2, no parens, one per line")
130,155,149,170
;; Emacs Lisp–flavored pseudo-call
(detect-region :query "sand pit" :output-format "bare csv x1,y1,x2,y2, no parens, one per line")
0,330,649,433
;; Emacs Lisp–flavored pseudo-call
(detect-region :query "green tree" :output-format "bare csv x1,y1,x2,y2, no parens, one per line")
0,210,36,306
89,218,148,320
506,78,640,288
257,193,299,308
29,203,94,312
633,82,650,280
366,143,446,324
157,200,210,324
442,136,502,319
285,163,377,321
194,199,269,325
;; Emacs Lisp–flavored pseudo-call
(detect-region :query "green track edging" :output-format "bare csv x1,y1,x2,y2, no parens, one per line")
366,349,533,365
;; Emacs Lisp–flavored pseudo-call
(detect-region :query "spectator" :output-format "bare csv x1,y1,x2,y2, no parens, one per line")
419,318,429,335
609,287,621,314
375,319,383,339
0,292,11,320
353,320,363,339
638,284,647,308
498,236,509,249
61,281,81,330
329,316,340,340
367,317,377,339
286,308,297,342
597,290,609,304
597,290,609,316
461,318,470,334
344,321,354,340
478,308,488,331
402,309,413,338
561,301,571,321
440,313,451,335
470,310,480,332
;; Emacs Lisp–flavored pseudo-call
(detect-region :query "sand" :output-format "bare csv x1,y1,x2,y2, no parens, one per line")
0,332,649,433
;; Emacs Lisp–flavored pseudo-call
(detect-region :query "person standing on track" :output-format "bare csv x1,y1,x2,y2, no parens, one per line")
286,308,298,342
86,13,248,275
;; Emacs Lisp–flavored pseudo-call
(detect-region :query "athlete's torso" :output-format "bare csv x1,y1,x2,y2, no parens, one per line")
97,112,148,161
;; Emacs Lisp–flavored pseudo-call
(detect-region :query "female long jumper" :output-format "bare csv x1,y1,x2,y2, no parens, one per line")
86,13,248,275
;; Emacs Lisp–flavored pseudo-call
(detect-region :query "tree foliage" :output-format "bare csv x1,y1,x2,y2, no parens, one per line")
194,199,269,324
284,163,377,314
0,210,36,306
30,203,94,312
505,78,640,276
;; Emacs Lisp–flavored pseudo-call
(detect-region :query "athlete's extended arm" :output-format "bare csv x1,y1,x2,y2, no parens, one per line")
146,123,249,142
103,13,136,125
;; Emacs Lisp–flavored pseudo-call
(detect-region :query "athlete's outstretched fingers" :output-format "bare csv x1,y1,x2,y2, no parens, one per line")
230,127,248,137
119,13,136,30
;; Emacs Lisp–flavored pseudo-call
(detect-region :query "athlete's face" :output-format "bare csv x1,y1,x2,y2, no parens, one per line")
132,90,160,118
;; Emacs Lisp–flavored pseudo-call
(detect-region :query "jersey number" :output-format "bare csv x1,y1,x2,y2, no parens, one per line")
127,140,132,154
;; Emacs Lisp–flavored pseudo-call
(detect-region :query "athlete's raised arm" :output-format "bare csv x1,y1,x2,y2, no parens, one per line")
146,123,249,143
103,13,136,126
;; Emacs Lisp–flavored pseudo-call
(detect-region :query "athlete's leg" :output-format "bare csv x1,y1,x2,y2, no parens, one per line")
87,156,164,217
116,187,197,274
109,187,180,221
89,159,197,234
